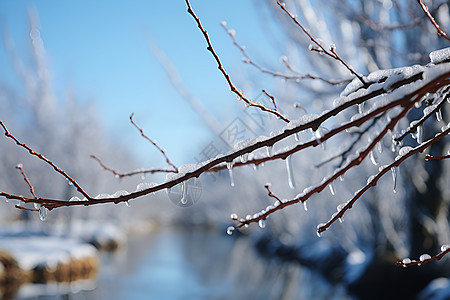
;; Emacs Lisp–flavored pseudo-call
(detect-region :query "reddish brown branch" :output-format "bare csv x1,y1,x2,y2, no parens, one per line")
90,155,176,178
221,22,348,86
397,246,450,267
185,0,290,123
261,90,278,111
418,0,450,41
276,0,366,86
15,164,37,199
425,154,450,161
0,120,91,200
15,205,39,212
130,113,178,172
264,184,281,202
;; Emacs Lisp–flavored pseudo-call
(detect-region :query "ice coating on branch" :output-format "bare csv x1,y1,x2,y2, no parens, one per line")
429,47,450,64
233,136,268,151
283,114,319,131
398,146,413,157
136,182,157,192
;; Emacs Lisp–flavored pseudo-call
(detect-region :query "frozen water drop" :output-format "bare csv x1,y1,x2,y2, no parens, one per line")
316,223,325,237
39,206,48,221
369,150,378,166
339,175,344,182
266,145,273,157
240,153,249,163
402,258,411,264
230,213,238,220
34,203,41,210
69,196,80,202
226,226,235,235
391,166,397,193
441,244,450,252
180,181,188,204
419,254,431,262
303,201,308,212
258,219,266,229
285,155,296,189
338,216,344,223
377,141,383,153
436,109,443,122
329,182,336,196
227,162,235,187
125,201,130,207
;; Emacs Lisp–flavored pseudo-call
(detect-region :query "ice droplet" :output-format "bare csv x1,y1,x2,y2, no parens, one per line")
441,244,450,252
436,109,443,122
230,213,238,220
338,216,344,223
285,155,296,189
226,226,235,235
180,181,188,204
391,166,397,193
266,145,273,157
369,150,378,165
258,219,266,228
69,196,80,202
125,201,130,207
34,203,40,210
329,182,336,195
39,206,48,221
419,254,431,262
377,141,383,153
303,201,308,211
416,125,423,144
316,223,325,237
227,162,235,187
402,258,411,264
240,153,249,163
339,175,344,182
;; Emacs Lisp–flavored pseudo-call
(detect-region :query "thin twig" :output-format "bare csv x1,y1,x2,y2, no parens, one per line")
221,22,348,86
15,164,37,199
90,155,177,178
425,154,450,161
0,120,90,200
261,90,278,111
276,0,366,86
130,113,178,172
264,184,282,202
185,0,290,123
418,0,450,41
397,246,450,267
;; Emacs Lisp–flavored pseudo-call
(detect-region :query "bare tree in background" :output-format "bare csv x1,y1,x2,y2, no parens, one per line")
1,1,450,297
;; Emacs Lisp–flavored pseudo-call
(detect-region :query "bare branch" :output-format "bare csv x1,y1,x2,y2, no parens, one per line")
418,0,450,41
276,0,366,86
15,163,37,199
0,120,91,200
397,246,450,267
185,0,290,123
130,113,178,172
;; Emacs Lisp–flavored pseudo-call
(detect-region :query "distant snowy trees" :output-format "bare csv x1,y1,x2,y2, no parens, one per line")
1,0,450,273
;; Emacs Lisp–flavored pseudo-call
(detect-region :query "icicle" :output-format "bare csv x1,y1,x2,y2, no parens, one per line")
316,223,324,237
339,175,344,182
358,102,364,114
303,201,308,212
227,162,235,187
391,166,397,193
240,153,249,163
294,132,300,142
180,181,188,204
285,155,296,189
436,109,443,122
416,125,423,144
369,150,378,166
377,141,383,154
338,216,344,223
252,164,258,171
226,226,235,235
266,145,273,157
39,206,48,221
125,201,130,207
258,219,266,228
329,182,336,195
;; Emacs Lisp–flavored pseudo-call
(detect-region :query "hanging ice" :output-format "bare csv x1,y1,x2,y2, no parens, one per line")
369,150,378,165
230,213,238,220
125,201,130,207
329,182,336,196
227,162,235,187
316,223,325,237
416,125,423,144
39,206,48,221
303,201,308,212
266,145,273,157
285,155,296,189
377,141,383,153
391,166,397,193
226,226,235,235
436,109,443,122
258,219,266,229
180,181,188,204
419,254,431,262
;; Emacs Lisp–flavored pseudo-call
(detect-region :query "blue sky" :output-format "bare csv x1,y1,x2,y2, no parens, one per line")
0,1,285,167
